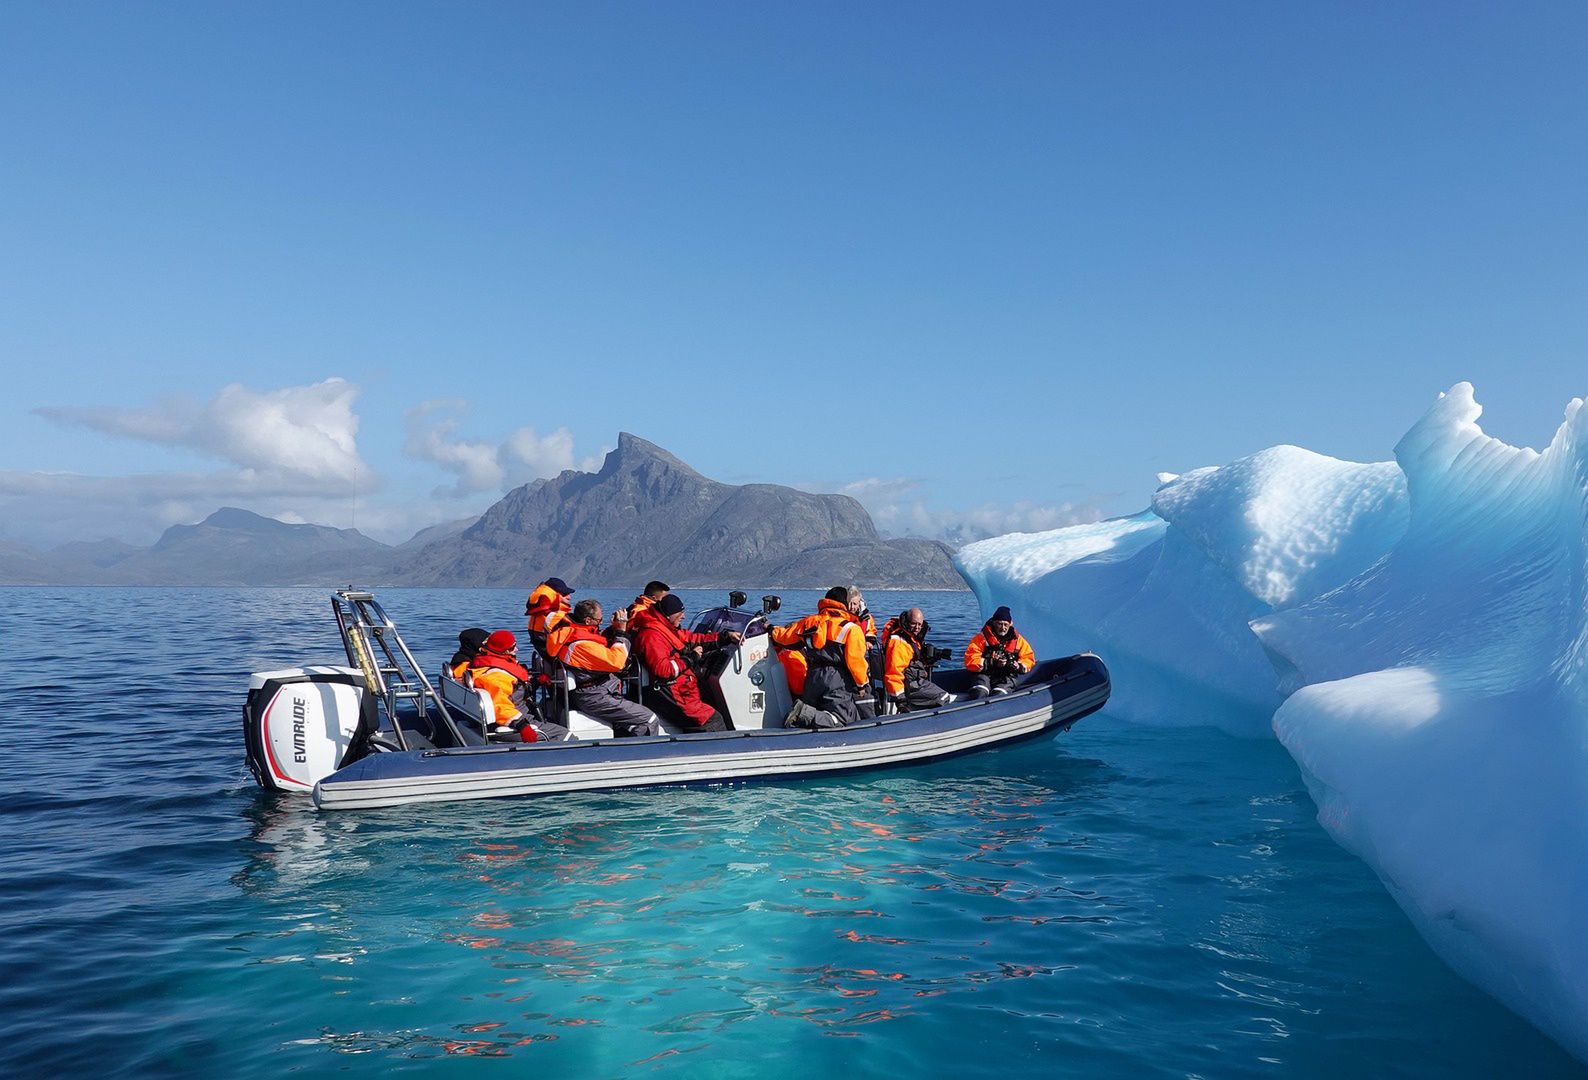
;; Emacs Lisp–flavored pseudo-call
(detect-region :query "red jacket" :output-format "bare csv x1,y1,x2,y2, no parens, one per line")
631,607,719,725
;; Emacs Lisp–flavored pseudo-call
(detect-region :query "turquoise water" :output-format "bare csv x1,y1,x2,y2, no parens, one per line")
2,587,1582,1077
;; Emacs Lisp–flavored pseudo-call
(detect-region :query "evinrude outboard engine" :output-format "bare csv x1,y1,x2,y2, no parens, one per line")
244,666,375,793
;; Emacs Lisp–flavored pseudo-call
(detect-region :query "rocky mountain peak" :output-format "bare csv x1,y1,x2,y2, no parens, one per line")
602,432,701,478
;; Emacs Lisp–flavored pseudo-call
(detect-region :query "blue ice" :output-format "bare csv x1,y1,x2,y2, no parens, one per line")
955,382,1588,1063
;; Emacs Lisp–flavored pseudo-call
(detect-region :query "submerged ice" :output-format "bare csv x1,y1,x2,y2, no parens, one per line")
955,383,1588,1062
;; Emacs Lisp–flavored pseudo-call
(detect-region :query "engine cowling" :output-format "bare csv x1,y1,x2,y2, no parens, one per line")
244,667,372,793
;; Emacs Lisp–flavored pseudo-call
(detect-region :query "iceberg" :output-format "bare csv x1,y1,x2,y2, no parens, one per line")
958,444,1407,734
954,383,1588,1062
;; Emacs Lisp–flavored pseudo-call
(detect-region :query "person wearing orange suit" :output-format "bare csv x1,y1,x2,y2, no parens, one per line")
608,580,670,642
767,587,870,729
879,608,952,712
546,599,661,737
468,630,571,742
769,622,809,698
964,606,1036,697
525,577,575,658
628,581,670,622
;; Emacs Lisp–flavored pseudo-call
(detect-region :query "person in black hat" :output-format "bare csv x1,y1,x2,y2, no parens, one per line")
632,593,742,732
449,627,490,679
964,606,1036,696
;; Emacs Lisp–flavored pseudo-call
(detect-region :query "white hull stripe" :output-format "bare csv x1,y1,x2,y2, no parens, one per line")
315,683,1106,810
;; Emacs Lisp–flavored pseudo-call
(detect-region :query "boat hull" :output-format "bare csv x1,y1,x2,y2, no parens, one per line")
313,654,1109,810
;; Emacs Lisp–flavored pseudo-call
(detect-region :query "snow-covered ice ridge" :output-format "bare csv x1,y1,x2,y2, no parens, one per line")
955,382,1588,1063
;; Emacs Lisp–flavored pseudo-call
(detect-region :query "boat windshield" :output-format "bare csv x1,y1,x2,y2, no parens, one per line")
691,606,761,637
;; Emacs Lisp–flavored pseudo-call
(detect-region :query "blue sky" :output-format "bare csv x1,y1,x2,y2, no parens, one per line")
3,2,1585,546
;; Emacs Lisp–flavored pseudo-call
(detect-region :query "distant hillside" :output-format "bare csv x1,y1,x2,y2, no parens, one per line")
108,508,394,586
0,509,397,586
395,433,964,589
0,436,966,589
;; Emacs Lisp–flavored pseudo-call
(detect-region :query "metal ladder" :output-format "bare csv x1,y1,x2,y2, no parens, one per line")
331,589,464,751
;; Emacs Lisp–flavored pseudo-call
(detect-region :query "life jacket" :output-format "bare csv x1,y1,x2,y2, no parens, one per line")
470,650,532,683
977,626,1023,655
965,624,1034,674
799,599,857,667
880,623,929,696
526,583,572,634
546,621,630,685
469,651,536,734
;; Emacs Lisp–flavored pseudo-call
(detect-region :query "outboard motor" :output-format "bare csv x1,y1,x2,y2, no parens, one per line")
244,666,375,793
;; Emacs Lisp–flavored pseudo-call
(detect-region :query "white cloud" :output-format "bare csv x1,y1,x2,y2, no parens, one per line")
34,378,371,493
7,379,381,546
403,401,505,495
404,401,601,497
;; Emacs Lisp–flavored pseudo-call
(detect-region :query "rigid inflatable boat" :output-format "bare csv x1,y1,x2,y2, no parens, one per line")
244,591,1110,810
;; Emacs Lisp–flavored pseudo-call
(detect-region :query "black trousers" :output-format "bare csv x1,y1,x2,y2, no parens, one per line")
802,665,860,727
974,671,1020,695
898,679,950,712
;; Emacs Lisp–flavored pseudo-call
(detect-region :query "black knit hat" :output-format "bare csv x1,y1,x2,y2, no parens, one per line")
825,586,850,603
458,627,489,652
990,606,1013,623
657,594,686,617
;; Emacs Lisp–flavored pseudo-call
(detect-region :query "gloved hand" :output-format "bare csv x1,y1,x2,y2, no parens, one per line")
1012,661,1028,675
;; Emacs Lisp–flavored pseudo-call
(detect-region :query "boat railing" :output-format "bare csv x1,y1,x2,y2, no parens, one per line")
332,589,467,751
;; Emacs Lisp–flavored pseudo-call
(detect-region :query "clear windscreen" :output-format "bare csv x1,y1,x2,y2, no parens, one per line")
690,607,765,638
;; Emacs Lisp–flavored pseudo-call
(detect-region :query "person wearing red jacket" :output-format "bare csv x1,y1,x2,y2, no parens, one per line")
546,599,660,737
768,587,870,729
964,606,1037,697
632,595,742,732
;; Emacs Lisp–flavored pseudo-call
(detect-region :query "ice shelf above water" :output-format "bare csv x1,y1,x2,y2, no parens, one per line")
954,382,1588,1063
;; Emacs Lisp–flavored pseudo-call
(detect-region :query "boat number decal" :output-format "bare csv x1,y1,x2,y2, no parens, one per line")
750,691,765,713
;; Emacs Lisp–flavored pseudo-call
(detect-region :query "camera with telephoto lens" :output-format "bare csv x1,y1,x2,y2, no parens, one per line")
918,642,954,666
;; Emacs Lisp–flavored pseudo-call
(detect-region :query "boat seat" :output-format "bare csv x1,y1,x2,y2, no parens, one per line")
439,669,494,728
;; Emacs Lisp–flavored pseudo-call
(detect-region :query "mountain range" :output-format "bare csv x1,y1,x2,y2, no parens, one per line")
0,434,965,589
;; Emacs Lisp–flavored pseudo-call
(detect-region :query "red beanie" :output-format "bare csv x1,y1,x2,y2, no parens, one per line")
485,630,517,653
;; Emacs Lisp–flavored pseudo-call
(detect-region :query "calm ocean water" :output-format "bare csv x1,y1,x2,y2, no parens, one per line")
1,586,1581,1078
